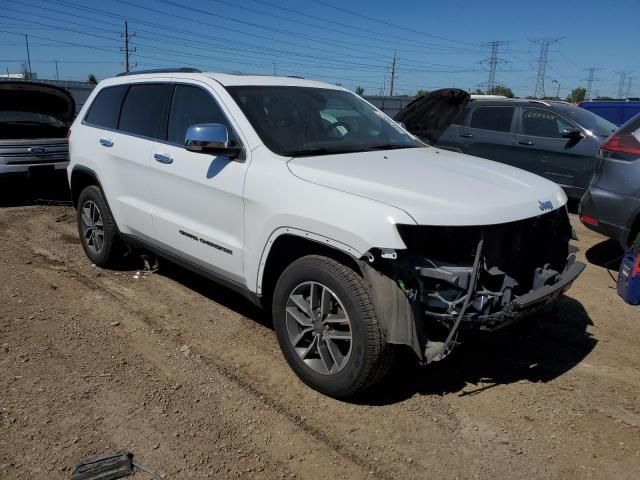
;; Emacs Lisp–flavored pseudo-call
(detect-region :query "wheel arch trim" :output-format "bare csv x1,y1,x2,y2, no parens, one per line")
255,227,363,295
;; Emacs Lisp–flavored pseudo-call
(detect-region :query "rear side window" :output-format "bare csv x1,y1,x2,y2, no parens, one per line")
470,106,514,132
451,108,470,125
84,85,127,129
118,84,170,138
167,85,231,144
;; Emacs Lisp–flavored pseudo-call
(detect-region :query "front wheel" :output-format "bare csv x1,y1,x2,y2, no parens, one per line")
272,255,394,398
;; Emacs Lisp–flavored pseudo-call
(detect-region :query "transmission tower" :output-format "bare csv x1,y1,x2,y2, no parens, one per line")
583,68,601,101
121,21,136,72
480,40,510,91
531,37,563,98
626,75,634,98
616,71,632,99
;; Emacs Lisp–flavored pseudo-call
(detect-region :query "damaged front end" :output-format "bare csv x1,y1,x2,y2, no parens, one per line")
361,207,585,363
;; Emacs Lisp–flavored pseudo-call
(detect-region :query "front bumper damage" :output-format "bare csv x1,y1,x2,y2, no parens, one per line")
361,207,585,364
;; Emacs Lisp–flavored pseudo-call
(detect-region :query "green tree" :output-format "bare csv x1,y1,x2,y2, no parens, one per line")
355,86,365,96
87,73,98,85
566,87,586,104
487,85,515,98
415,89,429,97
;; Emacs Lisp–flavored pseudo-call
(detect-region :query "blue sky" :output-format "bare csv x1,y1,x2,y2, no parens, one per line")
1,0,638,98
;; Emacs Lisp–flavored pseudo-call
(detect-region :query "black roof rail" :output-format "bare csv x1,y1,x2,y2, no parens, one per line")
115,68,202,77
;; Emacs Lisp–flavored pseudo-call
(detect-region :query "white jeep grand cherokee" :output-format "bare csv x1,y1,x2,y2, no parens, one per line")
68,69,584,398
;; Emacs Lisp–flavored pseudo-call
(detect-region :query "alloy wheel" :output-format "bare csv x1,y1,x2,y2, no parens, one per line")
80,200,105,255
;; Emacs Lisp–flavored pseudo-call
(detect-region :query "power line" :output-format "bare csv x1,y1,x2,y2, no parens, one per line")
530,37,563,98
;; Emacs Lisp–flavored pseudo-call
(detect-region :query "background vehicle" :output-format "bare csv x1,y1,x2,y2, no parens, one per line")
0,81,74,181
579,100,640,127
580,113,640,251
68,71,583,398
401,96,617,200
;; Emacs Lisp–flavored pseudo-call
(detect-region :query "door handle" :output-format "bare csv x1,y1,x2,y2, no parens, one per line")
99,138,113,147
459,133,473,138
518,140,534,146
154,153,173,164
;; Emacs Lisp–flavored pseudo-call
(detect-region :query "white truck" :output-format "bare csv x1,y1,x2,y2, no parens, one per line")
68,69,584,398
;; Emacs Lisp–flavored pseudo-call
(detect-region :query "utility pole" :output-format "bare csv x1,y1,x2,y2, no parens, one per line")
54,60,59,80
583,68,601,101
531,37,563,98
389,51,397,97
481,40,510,92
121,21,136,73
24,34,32,80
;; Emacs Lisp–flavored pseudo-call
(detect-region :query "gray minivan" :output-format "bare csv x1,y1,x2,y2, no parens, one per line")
397,94,617,200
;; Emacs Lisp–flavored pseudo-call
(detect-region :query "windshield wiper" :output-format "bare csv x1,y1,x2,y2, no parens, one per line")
283,147,363,157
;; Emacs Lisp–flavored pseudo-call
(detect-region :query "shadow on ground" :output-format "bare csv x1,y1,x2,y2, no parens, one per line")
146,255,597,405
585,238,624,271
0,173,71,207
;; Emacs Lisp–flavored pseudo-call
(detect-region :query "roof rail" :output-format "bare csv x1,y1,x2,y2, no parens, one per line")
528,99,551,107
115,68,202,77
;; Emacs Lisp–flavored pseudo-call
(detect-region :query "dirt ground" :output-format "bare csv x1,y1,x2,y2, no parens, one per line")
1,180,639,480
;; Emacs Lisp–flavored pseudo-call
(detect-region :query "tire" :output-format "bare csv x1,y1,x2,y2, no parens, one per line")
76,185,121,267
272,255,394,398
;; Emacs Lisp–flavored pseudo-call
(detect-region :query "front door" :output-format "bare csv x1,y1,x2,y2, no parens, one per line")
513,107,598,196
148,82,249,282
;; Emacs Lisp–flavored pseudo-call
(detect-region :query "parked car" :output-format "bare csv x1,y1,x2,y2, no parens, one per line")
397,95,617,200
68,71,584,398
579,100,640,127
0,81,74,181
579,113,640,251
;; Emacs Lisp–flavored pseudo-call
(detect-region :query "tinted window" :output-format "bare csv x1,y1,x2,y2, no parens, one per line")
118,84,169,138
84,85,127,129
470,106,514,132
452,108,470,125
227,86,419,156
554,105,617,137
167,85,231,144
522,108,574,138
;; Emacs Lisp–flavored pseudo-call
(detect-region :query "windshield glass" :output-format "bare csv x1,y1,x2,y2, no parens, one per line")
0,111,66,126
227,86,421,156
555,105,617,137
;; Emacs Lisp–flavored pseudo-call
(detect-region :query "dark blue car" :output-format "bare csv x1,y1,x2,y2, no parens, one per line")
579,101,640,127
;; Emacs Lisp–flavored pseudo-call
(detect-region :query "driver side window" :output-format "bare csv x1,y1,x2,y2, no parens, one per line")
521,108,574,138
167,85,233,145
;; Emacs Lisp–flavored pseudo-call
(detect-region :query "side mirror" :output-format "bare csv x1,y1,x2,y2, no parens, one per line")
561,128,583,140
185,123,242,159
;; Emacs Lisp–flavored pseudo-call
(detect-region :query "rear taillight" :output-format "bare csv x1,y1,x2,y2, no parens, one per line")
581,215,599,226
632,256,640,277
601,133,640,155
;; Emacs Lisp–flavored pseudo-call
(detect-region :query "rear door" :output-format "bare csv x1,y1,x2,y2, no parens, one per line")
148,81,249,282
458,105,519,166
88,82,171,237
513,107,598,196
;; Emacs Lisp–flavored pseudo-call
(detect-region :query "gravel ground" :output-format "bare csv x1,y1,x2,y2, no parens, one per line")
1,181,639,479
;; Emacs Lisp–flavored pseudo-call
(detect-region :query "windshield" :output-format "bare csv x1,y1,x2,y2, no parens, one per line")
226,86,421,156
0,111,66,126
555,105,617,137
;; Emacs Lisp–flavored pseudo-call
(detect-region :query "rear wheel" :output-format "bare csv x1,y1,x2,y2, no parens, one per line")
272,255,394,398
76,185,120,267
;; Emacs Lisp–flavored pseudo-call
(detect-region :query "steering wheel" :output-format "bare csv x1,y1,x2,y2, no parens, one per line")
323,121,350,135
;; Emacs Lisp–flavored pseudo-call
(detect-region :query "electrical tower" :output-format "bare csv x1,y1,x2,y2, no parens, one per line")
583,68,601,101
480,40,510,91
121,21,136,73
389,51,397,97
531,37,563,98
616,71,633,99
626,75,634,98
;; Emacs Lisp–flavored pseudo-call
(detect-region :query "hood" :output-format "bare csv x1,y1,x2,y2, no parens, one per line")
0,81,76,123
394,88,469,143
287,147,567,227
